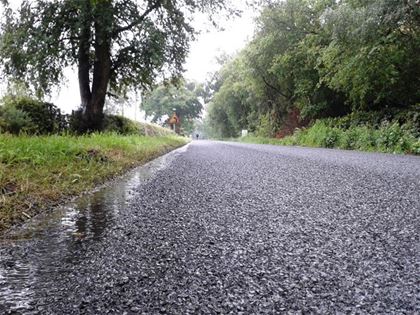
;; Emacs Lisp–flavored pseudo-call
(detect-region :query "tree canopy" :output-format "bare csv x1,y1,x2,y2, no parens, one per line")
205,0,420,138
0,0,233,130
142,80,203,133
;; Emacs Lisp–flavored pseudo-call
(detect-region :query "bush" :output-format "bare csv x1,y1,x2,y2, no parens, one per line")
69,110,174,137
69,109,112,134
70,111,141,135
0,96,66,134
279,119,419,154
103,115,140,134
102,114,176,137
0,106,35,134
256,113,275,137
68,109,86,134
324,106,420,133
242,108,419,155
375,122,417,154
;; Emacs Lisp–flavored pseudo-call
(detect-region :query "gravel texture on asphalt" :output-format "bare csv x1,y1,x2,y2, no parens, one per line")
1,141,419,314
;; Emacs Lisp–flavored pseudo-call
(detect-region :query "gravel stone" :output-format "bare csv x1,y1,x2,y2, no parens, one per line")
0,141,419,314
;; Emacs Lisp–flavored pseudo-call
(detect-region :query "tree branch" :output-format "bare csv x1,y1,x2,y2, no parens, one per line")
111,44,136,72
260,74,289,99
113,2,161,35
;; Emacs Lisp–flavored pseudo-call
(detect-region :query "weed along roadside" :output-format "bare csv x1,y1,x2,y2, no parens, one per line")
236,111,420,155
0,132,189,234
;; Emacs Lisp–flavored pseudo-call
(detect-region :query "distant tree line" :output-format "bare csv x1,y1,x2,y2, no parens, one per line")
205,0,420,138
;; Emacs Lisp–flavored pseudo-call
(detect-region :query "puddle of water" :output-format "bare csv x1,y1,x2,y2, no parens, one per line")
0,144,189,314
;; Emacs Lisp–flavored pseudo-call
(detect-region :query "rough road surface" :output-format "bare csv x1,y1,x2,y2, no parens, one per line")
1,141,419,314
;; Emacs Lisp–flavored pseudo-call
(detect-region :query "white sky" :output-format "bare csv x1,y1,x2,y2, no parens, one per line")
185,8,256,83
0,2,257,121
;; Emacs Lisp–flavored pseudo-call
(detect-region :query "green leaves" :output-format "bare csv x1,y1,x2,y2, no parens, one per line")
141,80,203,133
0,0,231,99
320,0,420,109
206,0,420,138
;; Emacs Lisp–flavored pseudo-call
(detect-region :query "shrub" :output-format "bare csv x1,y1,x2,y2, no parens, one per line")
256,113,274,137
68,109,86,134
69,111,141,135
243,108,419,155
0,96,66,134
322,128,339,148
68,110,174,136
69,109,111,134
103,115,140,134
0,105,35,134
280,119,419,154
324,106,420,133
375,122,418,154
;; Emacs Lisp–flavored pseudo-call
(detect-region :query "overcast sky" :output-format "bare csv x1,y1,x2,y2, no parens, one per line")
0,2,257,120
185,8,256,82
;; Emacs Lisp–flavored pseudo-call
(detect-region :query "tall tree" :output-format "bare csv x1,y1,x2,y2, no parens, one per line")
0,0,232,130
320,0,420,110
206,0,420,138
142,80,203,133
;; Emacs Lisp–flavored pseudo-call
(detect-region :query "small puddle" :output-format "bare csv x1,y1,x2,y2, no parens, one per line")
0,144,189,314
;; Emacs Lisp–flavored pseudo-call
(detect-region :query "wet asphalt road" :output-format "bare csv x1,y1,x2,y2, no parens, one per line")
1,141,419,314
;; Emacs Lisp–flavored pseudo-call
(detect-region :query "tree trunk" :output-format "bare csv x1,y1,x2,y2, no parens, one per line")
77,1,95,132
78,15,91,111
78,1,112,132
86,34,111,130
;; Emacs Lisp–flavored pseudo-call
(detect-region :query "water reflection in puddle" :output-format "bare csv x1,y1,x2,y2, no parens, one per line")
0,145,188,314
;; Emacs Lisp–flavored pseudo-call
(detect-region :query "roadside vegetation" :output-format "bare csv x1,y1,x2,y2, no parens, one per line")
201,0,419,154
240,108,420,155
0,94,188,232
0,0,233,132
241,115,419,155
0,0,226,232
0,132,187,232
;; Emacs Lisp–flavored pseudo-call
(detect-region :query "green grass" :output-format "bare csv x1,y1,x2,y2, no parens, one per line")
240,120,420,155
0,133,188,232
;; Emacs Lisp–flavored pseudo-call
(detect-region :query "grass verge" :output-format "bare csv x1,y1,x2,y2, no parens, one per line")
0,133,188,232
239,120,420,155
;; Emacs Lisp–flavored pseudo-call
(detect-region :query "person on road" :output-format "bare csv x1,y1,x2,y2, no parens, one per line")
196,134,199,140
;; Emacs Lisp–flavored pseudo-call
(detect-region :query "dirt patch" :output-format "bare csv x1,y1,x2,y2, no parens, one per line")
275,108,309,138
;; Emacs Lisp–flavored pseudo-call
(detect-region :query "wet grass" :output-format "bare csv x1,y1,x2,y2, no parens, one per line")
0,133,188,232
